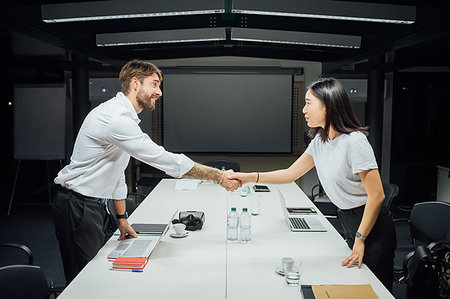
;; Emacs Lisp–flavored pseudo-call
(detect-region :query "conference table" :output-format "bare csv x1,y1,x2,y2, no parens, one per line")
57,179,394,298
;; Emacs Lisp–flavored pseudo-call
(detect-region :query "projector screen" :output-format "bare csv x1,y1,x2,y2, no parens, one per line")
162,71,292,153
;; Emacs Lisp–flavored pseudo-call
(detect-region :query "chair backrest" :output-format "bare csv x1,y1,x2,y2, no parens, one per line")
0,243,33,265
0,265,48,299
204,160,240,172
410,201,450,245
310,183,325,202
126,197,137,215
382,183,399,211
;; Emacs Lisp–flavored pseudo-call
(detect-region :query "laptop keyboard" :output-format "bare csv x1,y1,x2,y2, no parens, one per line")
122,239,154,257
289,217,310,230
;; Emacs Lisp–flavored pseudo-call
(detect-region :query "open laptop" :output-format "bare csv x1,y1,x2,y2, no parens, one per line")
278,189,327,232
107,210,176,259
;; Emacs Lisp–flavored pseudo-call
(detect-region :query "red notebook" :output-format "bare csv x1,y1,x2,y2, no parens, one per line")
112,257,149,269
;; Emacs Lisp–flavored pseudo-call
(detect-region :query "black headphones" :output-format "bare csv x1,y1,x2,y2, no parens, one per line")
172,214,204,231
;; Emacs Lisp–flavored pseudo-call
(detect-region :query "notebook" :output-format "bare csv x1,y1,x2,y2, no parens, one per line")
131,223,168,235
278,189,327,232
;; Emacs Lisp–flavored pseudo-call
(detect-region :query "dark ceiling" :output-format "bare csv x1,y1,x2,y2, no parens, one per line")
1,0,450,75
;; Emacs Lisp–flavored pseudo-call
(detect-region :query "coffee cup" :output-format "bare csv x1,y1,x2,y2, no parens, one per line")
173,223,186,235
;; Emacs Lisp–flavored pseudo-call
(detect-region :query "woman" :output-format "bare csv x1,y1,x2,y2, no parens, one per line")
230,77,396,292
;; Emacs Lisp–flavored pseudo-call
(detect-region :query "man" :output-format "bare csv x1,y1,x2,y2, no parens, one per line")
52,59,240,284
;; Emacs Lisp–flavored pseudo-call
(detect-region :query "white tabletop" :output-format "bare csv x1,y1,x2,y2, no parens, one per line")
57,179,394,299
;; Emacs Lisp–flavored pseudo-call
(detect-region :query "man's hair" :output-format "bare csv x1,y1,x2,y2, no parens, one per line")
119,59,162,95
307,77,368,142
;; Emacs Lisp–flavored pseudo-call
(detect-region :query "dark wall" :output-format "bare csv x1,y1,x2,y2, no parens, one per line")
391,71,450,206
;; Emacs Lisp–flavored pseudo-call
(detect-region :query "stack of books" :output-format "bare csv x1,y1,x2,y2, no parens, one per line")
112,257,149,270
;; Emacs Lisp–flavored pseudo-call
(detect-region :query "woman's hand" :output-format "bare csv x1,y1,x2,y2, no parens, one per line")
227,172,256,185
341,238,365,268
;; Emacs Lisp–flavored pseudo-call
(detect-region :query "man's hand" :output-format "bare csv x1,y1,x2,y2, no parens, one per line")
220,170,242,191
227,172,255,185
117,219,138,240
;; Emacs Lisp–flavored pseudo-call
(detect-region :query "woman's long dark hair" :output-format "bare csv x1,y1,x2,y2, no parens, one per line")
307,77,368,142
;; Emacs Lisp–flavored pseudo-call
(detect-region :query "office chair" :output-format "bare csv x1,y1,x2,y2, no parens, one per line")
204,160,240,172
382,183,399,212
0,243,50,299
108,197,138,226
393,201,450,281
309,183,344,237
133,159,169,202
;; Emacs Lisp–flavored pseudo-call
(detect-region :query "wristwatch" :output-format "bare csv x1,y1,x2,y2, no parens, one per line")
355,231,367,241
115,212,128,219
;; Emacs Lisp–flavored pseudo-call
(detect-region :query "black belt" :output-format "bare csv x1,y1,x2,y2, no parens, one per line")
57,185,109,204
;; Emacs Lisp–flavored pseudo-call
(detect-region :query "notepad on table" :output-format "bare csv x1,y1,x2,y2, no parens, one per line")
302,284,378,299
112,257,149,270
175,179,200,190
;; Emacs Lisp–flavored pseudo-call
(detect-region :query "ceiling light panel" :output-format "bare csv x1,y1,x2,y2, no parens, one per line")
232,0,416,24
96,28,226,47
231,28,361,49
42,0,224,23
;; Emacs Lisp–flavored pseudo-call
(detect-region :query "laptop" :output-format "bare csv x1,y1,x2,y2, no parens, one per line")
278,189,327,232
107,210,176,259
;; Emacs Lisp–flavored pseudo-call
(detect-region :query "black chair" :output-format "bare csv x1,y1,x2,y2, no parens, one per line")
308,183,344,237
204,160,240,172
382,183,399,212
0,243,51,299
130,159,170,205
394,201,450,281
108,197,138,226
310,183,338,217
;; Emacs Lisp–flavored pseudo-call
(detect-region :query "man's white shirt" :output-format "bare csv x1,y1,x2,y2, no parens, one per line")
55,92,194,199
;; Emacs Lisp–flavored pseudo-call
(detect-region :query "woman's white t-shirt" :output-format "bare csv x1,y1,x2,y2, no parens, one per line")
305,131,378,210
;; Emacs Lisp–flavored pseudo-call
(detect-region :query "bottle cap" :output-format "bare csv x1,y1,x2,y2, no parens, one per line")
243,208,248,212
231,207,236,211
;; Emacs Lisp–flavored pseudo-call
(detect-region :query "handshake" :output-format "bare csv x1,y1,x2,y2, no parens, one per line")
217,170,254,192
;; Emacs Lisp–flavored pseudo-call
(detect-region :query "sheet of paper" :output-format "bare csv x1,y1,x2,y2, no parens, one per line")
175,179,201,190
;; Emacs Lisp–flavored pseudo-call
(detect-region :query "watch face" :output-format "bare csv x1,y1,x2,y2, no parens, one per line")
356,232,366,240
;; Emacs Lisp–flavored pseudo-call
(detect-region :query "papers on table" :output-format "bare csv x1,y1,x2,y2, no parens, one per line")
302,284,378,299
175,179,201,190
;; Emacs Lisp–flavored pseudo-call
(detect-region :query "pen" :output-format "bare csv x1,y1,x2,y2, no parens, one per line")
110,269,143,272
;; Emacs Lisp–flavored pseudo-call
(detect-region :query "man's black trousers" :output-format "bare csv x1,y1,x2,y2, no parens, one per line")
52,187,117,284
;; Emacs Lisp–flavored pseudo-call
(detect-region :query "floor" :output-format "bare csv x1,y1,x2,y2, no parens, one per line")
1,194,411,299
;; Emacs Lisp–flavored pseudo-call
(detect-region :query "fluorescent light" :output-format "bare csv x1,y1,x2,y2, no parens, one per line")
42,0,224,23
232,0,416,24
231,28,361,49
96,28,226,47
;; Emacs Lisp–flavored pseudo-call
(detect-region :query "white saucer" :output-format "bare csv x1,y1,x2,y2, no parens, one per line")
275,265,284,276
170,232,189,238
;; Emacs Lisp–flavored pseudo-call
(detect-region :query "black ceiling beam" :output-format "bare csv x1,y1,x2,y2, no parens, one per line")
322,6,450,74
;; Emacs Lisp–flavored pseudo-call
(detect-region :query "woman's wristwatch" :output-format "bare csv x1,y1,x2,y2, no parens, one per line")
355,231,367,241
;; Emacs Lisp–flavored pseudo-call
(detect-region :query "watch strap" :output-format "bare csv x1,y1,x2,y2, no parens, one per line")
355,231,367,241
116,212,128,219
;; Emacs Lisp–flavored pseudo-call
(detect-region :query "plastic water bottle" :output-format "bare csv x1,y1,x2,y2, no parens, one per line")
239,208,251,243
227,207,239,241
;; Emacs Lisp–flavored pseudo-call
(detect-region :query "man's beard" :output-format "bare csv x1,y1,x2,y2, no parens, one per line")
136,89,158,111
